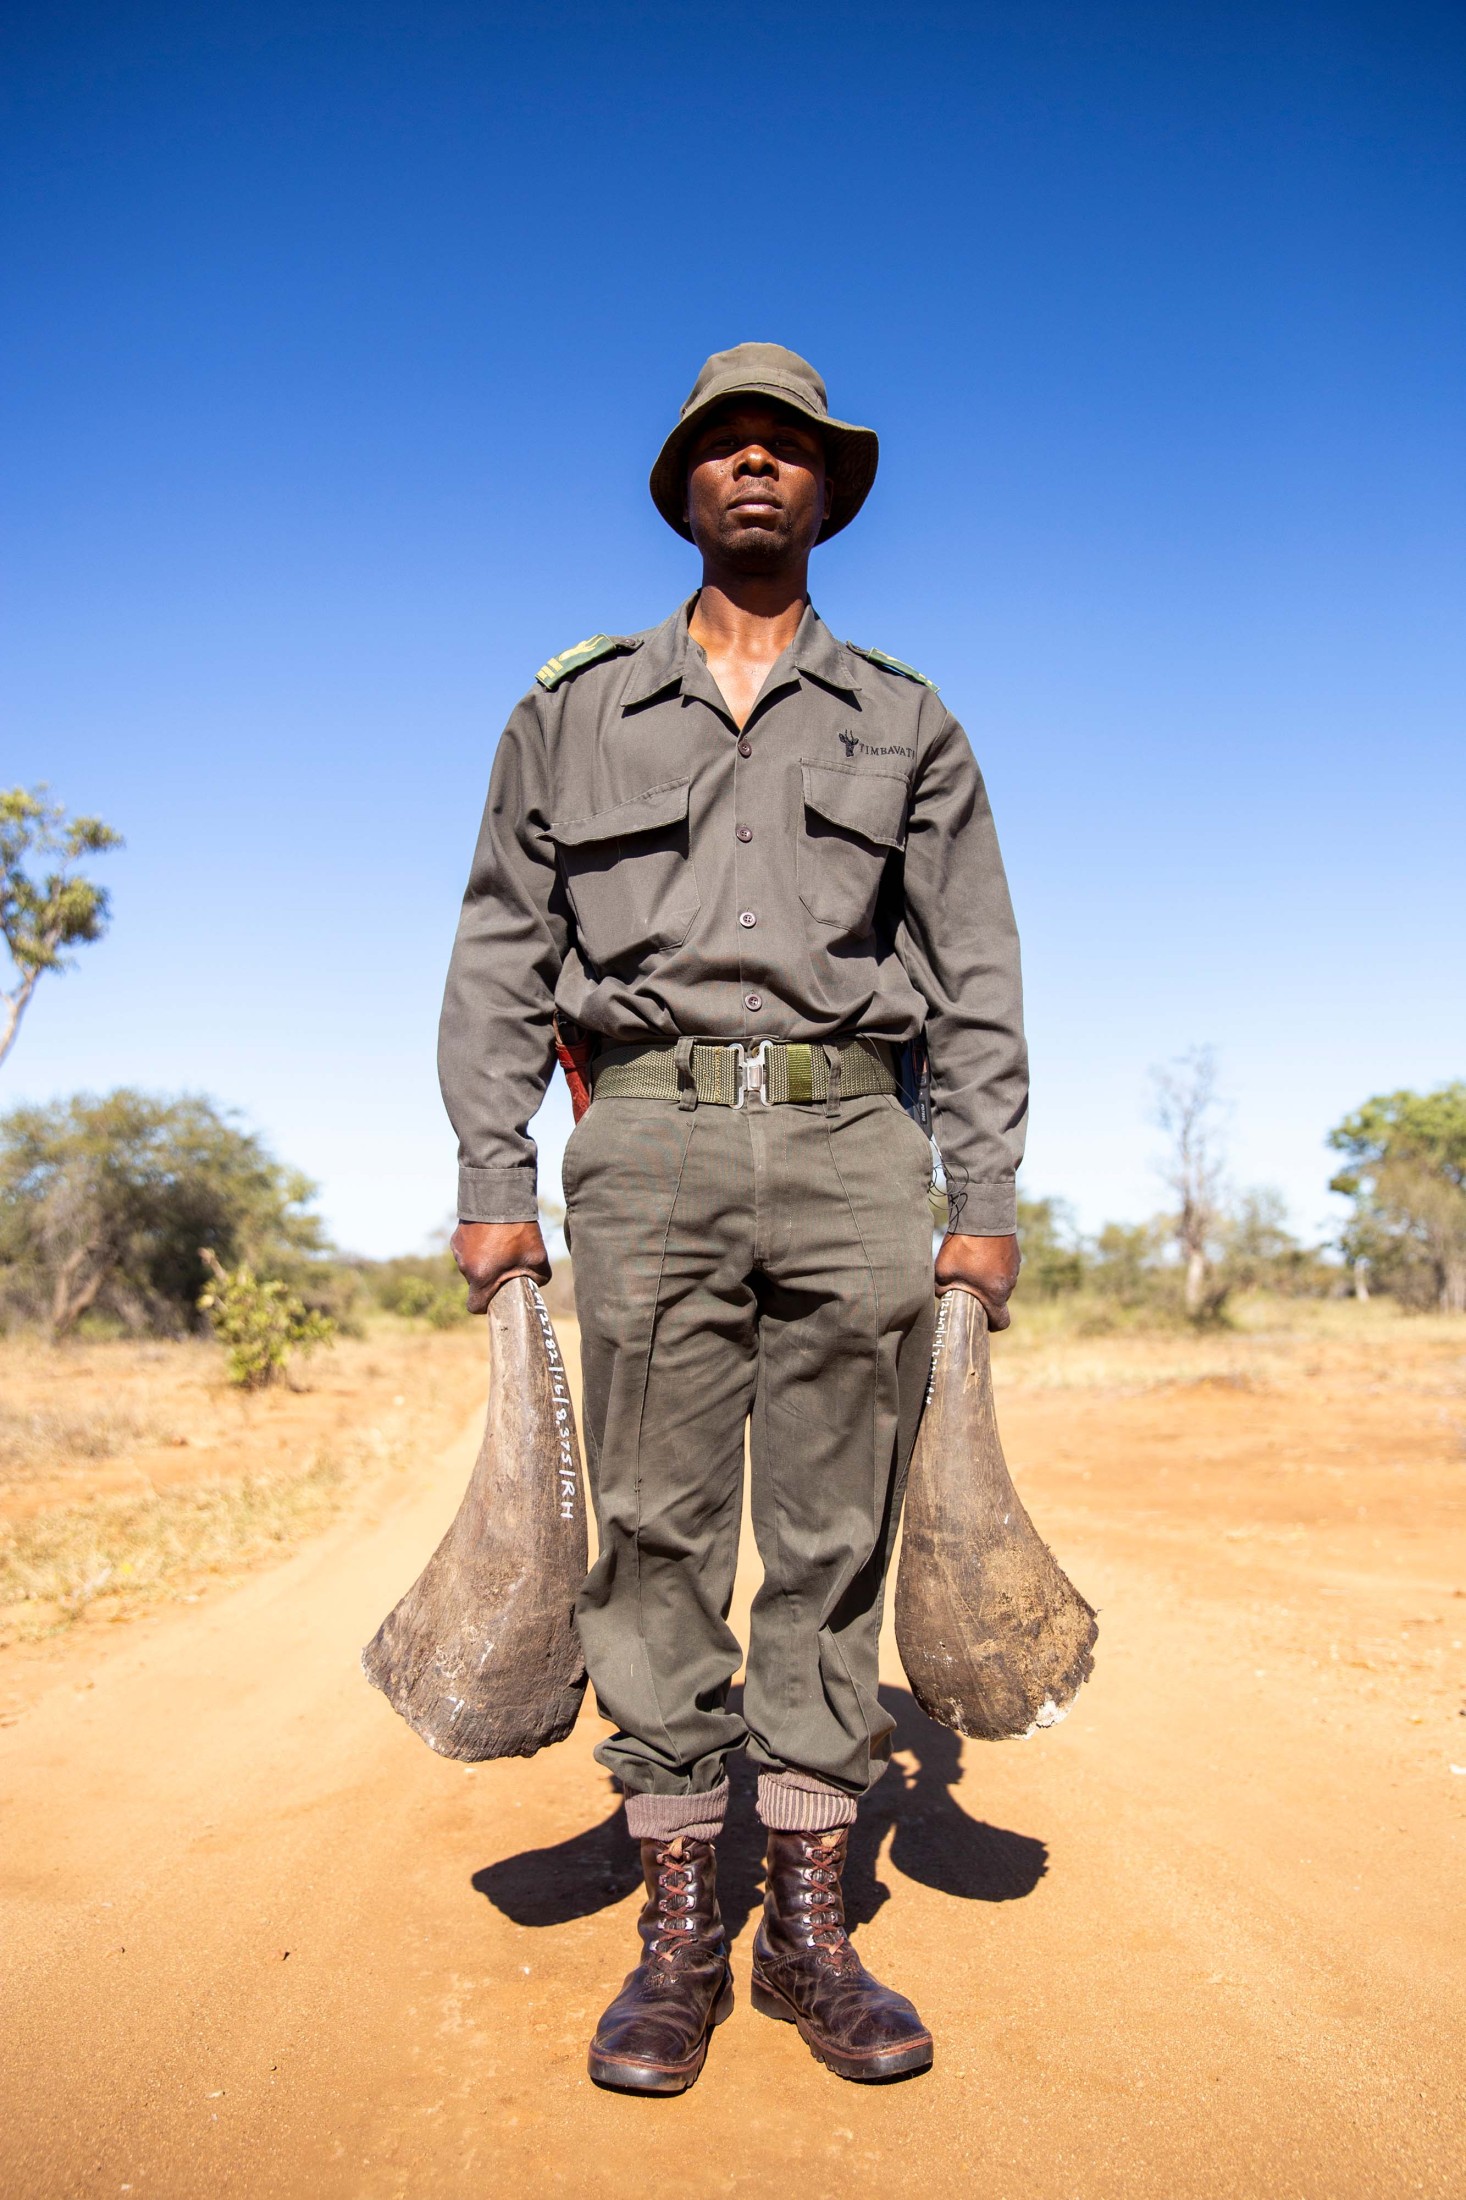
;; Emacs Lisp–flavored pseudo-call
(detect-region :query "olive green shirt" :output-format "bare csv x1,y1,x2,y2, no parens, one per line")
439,600,1028,1233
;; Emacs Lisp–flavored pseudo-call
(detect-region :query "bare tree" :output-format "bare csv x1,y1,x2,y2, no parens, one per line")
1152,1046,1228,1317
0,788,122,1072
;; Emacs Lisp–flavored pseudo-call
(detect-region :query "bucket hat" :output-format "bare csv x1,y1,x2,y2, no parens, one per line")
649,342,879,544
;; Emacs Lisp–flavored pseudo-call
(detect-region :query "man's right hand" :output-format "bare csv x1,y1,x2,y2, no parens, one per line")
450,1221,552,1314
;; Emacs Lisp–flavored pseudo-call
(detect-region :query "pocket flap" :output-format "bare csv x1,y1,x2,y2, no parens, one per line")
551,778,692,849
800,762,909,851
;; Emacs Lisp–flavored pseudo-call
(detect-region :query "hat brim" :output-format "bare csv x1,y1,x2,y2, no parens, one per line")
649,382,879,545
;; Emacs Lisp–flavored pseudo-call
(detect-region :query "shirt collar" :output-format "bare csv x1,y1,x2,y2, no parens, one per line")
620,598,864,713
791,604,864,698
619,601,698,711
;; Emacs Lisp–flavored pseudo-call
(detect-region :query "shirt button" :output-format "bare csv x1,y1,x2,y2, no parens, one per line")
738,909,757,928
736,824,753,843
743,991,763,1012
738,739,752,758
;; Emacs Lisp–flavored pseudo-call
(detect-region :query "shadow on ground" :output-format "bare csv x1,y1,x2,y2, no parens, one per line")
472,1685,1047,1940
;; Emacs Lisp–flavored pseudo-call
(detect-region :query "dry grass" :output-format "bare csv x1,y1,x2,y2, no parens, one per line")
0,1443,365,1640
0,1399,174,1479
995,1290,1466,1397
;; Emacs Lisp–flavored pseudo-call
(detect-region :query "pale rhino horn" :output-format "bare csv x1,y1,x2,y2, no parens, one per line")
895,1287,1097,1740
362,1276,589,1760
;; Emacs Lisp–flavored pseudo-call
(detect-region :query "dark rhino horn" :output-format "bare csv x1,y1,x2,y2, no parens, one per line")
362,1276,588,1760
895,1287,1097,1740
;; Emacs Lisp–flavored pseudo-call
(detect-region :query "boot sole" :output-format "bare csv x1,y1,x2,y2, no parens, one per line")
587,1975,734,2095
750,1974,933,2083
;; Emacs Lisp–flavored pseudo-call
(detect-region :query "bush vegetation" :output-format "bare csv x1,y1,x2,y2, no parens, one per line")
197,1248,338,1389
1003,1192,1338,1327
3,1079,1460,1349
0,1088,481,1345
349,1251,472,1328
0,1090,339,1338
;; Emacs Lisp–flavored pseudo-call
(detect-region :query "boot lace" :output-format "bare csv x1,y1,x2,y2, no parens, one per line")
802,1834,859,1974
649,1836,702,1968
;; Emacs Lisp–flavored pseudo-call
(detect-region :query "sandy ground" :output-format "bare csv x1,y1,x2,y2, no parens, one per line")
2,1303,1463,2198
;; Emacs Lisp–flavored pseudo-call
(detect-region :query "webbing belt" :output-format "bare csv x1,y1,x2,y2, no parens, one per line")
591,1037,899,1110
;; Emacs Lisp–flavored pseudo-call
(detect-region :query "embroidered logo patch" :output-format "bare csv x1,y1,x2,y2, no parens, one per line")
837,732,916,762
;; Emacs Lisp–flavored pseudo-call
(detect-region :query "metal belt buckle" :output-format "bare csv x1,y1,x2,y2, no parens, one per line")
732,1038,774,1107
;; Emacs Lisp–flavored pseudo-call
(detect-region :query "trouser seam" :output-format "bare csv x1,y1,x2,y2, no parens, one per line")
628,1106,701,1772
819,1109,886,1740
753,1295,801,1733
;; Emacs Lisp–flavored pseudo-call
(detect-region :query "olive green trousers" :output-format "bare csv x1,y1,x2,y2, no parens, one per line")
566,1089,936,1803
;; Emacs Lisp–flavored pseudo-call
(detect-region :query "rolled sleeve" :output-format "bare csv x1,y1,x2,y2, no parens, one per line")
437,692,568,1223
897,706,1029,1236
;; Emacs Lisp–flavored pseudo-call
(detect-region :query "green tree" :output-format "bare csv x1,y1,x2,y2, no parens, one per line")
0,1090,329,1337
1,789,123,1072
1215,1188,1323,1298
1013,1195,1086,1298
1087,1218,1173,1308
357,1252,471,1327
1328,1085,1466,1313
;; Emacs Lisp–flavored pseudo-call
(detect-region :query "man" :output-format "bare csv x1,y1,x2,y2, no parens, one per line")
441,343,1027,2091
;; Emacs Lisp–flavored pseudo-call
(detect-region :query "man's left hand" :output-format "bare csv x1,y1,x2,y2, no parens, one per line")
934,1232,1021,1331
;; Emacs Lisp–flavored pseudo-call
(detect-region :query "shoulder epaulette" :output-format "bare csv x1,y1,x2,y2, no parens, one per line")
536,634,627,691
846,642,938,691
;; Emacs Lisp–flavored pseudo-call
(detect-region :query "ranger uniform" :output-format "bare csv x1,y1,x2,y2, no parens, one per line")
439,343,1028,2090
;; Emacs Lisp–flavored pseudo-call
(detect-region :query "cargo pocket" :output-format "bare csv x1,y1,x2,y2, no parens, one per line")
550,778,700,968
797,762,909,937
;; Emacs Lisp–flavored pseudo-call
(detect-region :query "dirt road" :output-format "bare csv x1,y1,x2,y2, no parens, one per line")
4,1310,1463,2198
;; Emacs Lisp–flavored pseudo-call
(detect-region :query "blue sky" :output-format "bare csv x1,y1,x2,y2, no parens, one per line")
4,1,1463,1256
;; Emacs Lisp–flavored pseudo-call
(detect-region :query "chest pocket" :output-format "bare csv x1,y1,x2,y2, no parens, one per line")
550,778,700,969
798,763,909,938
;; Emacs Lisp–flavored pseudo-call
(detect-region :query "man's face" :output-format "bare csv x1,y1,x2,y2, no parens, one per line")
684,401,832,570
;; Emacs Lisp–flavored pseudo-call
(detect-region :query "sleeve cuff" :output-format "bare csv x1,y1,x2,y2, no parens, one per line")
456,1163,540,1225
942,1180,1017,1236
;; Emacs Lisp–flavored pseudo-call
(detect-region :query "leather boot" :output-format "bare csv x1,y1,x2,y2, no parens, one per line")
751,1827,933,2081
587,1836,733,2093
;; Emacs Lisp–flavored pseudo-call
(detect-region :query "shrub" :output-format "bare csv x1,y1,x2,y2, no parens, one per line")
198,1248,337,1389
353,1251,470,1327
